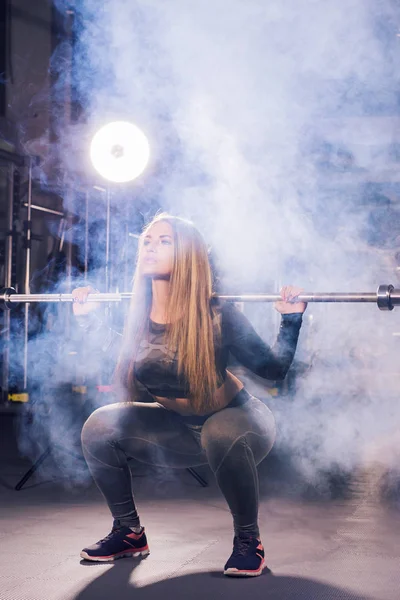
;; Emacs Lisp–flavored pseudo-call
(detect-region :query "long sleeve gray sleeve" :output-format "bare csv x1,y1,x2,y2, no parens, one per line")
221,302,303,381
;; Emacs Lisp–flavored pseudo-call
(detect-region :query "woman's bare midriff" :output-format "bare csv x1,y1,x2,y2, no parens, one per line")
152,370,244,416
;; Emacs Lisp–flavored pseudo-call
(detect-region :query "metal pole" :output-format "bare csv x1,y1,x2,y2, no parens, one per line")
23,202,64,217
1,289,399,306
64,193,73,338
1,162,14,399
217,293,379,303
57,217,65,250
59,217,66,252
65,198,73,290
84,191,89,282
105,187,111,292
5,164,15,292
63,7,74,337
23,159,33,390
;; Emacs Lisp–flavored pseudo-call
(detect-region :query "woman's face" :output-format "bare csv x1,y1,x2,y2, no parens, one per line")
139,221,175,278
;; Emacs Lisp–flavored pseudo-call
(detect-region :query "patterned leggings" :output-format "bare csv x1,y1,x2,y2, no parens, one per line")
81,388,276,538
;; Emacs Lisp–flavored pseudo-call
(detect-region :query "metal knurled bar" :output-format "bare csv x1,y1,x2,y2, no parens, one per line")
1,286,400,308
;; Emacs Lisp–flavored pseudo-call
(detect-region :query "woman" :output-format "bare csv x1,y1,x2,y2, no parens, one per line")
73,213,306,577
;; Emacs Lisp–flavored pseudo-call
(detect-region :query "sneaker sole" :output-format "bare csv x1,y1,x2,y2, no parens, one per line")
224,558,266,577
80,548,150,562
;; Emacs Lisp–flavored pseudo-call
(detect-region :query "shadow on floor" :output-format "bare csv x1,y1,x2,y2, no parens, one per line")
74,561,373,600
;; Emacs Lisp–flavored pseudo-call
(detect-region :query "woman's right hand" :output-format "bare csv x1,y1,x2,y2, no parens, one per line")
72,286,101,316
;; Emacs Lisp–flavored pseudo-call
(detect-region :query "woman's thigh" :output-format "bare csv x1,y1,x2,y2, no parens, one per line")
81,401,207,468
200,396,276,468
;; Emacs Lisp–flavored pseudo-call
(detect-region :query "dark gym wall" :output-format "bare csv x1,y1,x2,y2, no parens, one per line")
0,1,7,117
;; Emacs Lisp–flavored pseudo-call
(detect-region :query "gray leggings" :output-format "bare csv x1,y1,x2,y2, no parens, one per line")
81,389,276,538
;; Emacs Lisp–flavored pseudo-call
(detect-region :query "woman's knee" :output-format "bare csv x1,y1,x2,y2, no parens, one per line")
201,400,276,466
81,404,125,448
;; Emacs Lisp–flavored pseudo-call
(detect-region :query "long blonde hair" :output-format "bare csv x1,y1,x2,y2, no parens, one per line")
115,213,221,414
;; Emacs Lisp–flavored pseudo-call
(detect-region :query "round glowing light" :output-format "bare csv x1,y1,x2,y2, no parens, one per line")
90,121,150,183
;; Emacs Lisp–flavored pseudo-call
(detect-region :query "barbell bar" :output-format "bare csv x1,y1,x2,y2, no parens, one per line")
0,285,399,311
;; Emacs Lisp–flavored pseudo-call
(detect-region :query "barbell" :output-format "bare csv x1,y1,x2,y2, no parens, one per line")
1,284,399,310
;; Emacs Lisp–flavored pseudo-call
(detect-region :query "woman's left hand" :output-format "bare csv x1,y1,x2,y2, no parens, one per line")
274,285,307,314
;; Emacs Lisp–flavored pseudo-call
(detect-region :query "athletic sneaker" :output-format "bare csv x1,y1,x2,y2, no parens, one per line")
80,526,150,562
224,535,266,577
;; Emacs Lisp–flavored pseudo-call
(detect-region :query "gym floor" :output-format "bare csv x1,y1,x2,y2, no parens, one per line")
1,411,399,600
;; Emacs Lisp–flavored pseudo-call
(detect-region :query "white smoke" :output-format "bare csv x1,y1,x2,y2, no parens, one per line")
23,0,400,491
